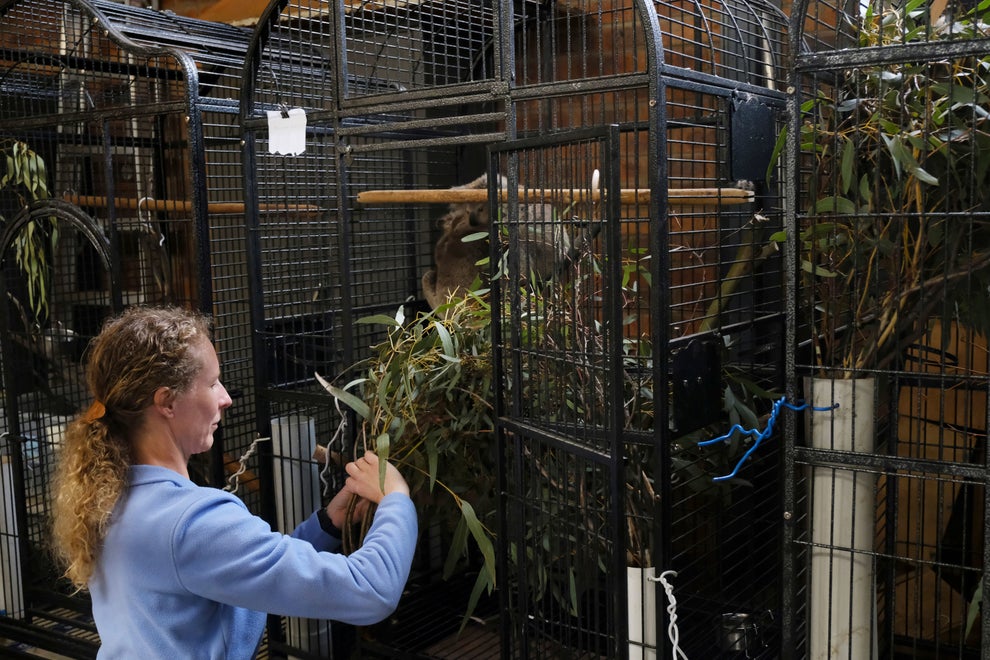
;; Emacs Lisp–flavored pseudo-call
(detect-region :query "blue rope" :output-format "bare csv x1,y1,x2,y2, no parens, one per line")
697,397,838,482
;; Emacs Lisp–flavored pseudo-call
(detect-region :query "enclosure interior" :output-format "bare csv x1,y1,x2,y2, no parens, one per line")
0,0,262,652
244,0,790,657
786,0,990,657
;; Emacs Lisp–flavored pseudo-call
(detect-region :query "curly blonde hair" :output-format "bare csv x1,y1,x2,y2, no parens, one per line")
50,306,212,589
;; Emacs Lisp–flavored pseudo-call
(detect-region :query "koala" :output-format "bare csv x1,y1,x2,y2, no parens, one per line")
507,194,572,283
421,173,578,310
421,175,492,310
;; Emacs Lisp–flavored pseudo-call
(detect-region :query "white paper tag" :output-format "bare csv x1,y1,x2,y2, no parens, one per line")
267,107,307,155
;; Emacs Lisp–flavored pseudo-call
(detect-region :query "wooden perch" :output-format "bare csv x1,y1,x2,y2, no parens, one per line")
356,186,754,207
312,444,343,467
63,193,320,215
222,452,260,493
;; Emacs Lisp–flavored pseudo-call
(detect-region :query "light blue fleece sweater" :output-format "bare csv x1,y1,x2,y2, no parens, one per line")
89,464,417,659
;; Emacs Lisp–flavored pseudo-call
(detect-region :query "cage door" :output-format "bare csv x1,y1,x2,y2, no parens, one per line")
490,126,654,658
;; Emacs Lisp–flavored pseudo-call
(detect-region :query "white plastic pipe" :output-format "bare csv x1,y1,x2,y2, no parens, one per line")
808,378,876,660
270,415,329,656
1,456,24,619
628,566,657,660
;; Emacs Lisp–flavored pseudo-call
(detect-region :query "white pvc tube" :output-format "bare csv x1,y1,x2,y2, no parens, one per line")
808,378,876,660
269,415,329,656
1,455,24,619
628,566,657,660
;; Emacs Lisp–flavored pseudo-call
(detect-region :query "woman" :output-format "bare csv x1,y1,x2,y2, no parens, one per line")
51,305,417,658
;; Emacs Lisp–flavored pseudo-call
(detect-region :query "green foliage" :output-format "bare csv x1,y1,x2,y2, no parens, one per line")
321,290,498,627
0,139,57,320
785,0,990,371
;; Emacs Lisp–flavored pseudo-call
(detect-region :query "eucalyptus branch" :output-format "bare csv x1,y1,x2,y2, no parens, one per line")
698,213,776,334
0,139,56,320
800,2,990,374
851,250,990,331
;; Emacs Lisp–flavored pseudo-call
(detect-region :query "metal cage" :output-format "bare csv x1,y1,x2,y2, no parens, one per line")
0,1,263,655
1,0,986,656
242,0,789,657
784,0,990,657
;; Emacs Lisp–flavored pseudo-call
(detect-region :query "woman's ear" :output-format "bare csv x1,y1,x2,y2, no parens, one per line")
153,386,175,416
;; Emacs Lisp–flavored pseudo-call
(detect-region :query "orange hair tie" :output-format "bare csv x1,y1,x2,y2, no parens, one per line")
82,401,106,423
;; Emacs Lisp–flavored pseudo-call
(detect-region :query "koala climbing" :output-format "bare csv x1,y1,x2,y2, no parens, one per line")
421,175,492,310
421,173,580,310
503,188,572,284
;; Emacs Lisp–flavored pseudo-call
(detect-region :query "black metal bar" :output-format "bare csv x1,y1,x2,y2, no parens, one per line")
0,617,97,658
780,43,802,660
794,445,990,480
797,37,990,72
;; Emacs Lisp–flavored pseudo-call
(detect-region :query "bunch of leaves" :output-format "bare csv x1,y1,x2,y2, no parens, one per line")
321,289,498,626
775,0,990,372
1,138,58,320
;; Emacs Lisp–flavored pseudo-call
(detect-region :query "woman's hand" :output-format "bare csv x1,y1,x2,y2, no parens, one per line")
325,452,410,528
325,485,366,529
344,451,410,504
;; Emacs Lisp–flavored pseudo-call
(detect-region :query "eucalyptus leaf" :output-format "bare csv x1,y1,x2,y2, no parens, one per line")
840,135,855,195
858,173,872,205
458,565,494,633
427,437,439,491
2,155,13,186
813,196,857,215
801,260,838,277
375,433,390,485
836,98,862,112
461,500,496,583
357,314,400,327
317,374,372,419
880,133,904,178
434,320,455,356
443,515,470,580
461,231,488,243
766,124,788,182
376,371,394,414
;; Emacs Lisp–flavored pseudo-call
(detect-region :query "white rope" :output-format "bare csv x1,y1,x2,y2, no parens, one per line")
319,396,348,496
653,570,689,660
224,435,269,494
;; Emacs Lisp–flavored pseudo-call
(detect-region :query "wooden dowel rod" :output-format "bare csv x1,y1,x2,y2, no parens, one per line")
222,453,260,493
312,444,343,466
64,193,320,214
356,187,754,206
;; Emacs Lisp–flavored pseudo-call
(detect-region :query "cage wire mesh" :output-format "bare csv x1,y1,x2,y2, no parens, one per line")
243,0,789,658
0,0,273,654
3,0,988,656
785,0,990,657
0,0,795,655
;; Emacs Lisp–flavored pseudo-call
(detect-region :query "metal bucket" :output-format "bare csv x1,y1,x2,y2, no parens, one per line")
718,612,759,654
